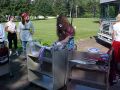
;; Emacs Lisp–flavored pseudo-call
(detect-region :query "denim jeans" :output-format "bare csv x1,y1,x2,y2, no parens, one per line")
22,41,28,56
67,37,74,50
8,33,17,50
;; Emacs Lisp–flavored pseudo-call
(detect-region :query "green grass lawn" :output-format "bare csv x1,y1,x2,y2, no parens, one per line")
17,18,99,45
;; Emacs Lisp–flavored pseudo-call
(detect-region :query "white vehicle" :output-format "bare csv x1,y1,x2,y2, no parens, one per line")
98,0,120,44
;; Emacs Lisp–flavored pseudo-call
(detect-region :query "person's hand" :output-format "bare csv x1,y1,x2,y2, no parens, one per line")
14,30,17,33
30,32,34,35
9,30,14,33
111,40,114,45
56,42,62,46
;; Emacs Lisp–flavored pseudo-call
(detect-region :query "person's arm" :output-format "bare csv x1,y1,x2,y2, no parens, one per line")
60,35,70,44
5,26,14,33
60,25,75,44
112,23,117,44
17,22,21,40
30,21,34,35
112,30,115,42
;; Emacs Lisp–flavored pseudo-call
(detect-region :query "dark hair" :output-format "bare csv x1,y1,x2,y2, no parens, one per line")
21,16,25,25
57,15,69,35
8,15,14,21
21,12,29,25
56,14,75,40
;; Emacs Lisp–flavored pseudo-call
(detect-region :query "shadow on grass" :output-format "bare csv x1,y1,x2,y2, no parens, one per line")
93,20,100,24
22,83,46,90
0,47,44,90
0,61,24,90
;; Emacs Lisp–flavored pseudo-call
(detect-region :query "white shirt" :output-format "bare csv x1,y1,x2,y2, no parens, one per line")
18,21,34,41
0,24,5,42
5,21,16,32
113,22,120,41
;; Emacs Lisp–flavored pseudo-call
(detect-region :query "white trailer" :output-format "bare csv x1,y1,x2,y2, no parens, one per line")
98,0,120,44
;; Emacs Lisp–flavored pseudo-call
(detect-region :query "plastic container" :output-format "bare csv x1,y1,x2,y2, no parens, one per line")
100,53,109,61
88,47,100,53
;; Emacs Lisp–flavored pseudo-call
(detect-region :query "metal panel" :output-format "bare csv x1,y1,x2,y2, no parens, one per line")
27,41,68,90
68,51,110,90
53,49,68,90
0,63,10,76
100,0,116,3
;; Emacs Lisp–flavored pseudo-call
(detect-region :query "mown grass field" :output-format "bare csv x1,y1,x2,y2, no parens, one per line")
18,18,99,45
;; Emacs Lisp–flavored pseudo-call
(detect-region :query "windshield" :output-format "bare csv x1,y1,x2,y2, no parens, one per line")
100,3,120,19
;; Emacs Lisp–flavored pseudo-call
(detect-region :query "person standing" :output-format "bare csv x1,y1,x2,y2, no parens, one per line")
18,12,34,58
5,15,18,55
0,24,5,42
109,13,120,85
56,14,75,50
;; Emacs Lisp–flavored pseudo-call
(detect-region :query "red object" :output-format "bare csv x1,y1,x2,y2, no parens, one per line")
59,25,75,41
21,12,28,17
0,45,8,57
21,12,29,20
112,41,120,62
66,26,75,36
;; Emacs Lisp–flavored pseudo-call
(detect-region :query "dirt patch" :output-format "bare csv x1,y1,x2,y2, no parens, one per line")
76,37,110,53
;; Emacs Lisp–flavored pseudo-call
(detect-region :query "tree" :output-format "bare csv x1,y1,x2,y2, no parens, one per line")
52,0,67,15
0,0,100,22
83,0,99,17
29,0,54,19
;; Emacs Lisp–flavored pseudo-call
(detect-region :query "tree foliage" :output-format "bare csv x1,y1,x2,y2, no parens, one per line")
0,0,100,22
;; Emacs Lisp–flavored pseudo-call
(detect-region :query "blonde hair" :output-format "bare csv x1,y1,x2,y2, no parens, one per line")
116,14,120,21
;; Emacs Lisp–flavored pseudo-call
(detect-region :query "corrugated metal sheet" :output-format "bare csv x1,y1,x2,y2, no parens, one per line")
100,0,116,3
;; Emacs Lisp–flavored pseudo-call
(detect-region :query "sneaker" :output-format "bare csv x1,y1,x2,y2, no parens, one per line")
113,79,118,83
116,74,120,81
112,75,119,84
16,51,19,56
9,50,12,56
13,51,19,56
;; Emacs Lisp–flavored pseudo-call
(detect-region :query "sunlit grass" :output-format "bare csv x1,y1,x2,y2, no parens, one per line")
15,18,99,45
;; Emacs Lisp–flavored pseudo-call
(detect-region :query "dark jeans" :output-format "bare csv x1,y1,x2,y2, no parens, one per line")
8,33,17,50
22,41,28,52
109,50,120,85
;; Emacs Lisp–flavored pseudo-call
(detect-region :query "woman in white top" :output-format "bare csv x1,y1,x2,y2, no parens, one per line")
112,14,120,63
5,16,18,55
0,24,5,42
109,14,120,85
18,12,34,57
